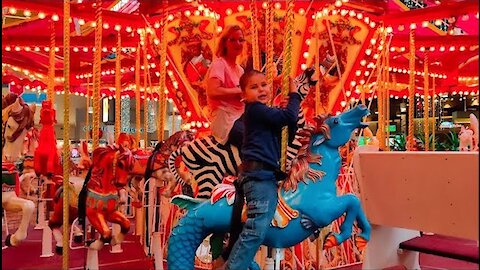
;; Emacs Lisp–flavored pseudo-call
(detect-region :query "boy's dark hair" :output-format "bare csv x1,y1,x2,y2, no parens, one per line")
239,69,264,91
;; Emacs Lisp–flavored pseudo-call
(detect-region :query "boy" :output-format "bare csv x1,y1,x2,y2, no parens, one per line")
225,70,301,270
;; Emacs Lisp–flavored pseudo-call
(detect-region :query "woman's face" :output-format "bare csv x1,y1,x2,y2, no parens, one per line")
225,29,245,57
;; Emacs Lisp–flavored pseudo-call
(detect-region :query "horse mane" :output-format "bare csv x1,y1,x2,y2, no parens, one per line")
283,114,331,192
2,93,35,145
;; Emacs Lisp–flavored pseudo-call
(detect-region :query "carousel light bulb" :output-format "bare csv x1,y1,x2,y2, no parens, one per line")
78,18,85,25
238,5,245,12
23,10,31,17
168,14,174,21
335,0,342,7
262,2,268,9
5,46,11,51
226,8,232,15
14,46,21,51
194,10,200,16
217,26,223,33
303,52,309,58
422,21,429,27
439,46,445,51
126,26,132,32
300,64,307,70
184,10,191,17
370,21,376,28
298,8,305,15
9,7,17,14
52,14,60,21
409,23,416,29
186,111,192,117
103,23,109,29
355,70,361,76
38,12,46,19
459,46,465,51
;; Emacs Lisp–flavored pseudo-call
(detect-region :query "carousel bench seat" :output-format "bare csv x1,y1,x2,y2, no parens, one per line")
353,149,479,269
398,234,479,263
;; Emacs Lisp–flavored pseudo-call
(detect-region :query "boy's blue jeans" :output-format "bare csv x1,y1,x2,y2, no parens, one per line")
225,169,278,270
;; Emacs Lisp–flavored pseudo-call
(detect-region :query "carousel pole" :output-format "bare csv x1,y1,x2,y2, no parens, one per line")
91,0,102,150
62,0,71,268
407,27,416,151
38,18,57,259
265,0,274,106
86,1,102,268
314,14,322,114
157,1,168,142
111,28,124,255
432,77,436,151
135,42,141,147
153,4,168,269
142,31,149,149
250,0,260,71
114,31,122,141
423,52,430,151
86,76,90,142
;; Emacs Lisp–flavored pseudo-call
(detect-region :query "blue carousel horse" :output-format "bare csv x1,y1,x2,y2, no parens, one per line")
167,105,372,269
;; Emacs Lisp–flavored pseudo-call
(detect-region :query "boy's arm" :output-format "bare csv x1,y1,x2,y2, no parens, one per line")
255,92,301,127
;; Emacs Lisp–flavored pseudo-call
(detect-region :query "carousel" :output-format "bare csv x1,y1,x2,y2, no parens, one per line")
2,0,479,269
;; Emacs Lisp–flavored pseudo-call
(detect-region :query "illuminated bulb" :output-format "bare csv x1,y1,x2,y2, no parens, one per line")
126,26,132,32
300,64,307,70
429,47,435,52
409,23,416,29
5,46,11,51
9,7,17,14
435,19,442,26
303,52,309,58
355,70,361,76
386,26,393,33
217,26,223,33
226,8,232,15
23,10,31,17
168,14,174,21
369,22,376,28
78,18,85,25
274,3,281,9
186,111,192,117
459,46,465,51
340,101,347,107
422,21,429,27
299,8,305,15
38,12,46,19
360,60,367,66
103,23,109,29
449,46,455,51
184,10,191,17
83,47,88,52
335,0,342,7
52,14,59,21
439,46,445,51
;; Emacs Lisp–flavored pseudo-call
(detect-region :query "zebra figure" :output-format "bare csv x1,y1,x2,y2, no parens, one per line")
168,68,317,199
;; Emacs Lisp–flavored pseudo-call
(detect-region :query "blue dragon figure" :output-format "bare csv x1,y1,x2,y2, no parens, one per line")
167,104,372,269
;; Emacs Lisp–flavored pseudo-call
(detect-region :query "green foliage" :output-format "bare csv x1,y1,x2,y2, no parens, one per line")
392,134,407,151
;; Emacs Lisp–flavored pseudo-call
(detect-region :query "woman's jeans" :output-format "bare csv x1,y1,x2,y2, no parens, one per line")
225,170,278,270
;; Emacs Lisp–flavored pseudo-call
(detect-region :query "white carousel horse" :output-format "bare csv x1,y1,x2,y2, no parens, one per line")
2,93,36,247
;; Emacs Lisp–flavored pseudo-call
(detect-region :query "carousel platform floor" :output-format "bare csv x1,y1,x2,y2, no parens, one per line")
3,226,478,269
2,227,154,270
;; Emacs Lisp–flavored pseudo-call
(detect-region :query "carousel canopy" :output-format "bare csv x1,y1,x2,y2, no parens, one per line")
2,0,479,124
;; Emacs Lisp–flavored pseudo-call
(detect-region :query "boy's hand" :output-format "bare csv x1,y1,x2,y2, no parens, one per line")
289,77,297,94
278,95,290,108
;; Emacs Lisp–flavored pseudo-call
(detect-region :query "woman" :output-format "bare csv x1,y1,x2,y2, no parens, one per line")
206,24,246,145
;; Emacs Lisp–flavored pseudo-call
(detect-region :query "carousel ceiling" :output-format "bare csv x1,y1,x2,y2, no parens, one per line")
2,0,479,125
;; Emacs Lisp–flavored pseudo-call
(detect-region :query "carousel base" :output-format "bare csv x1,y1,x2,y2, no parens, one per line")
2,227,153,270
3,227,478,269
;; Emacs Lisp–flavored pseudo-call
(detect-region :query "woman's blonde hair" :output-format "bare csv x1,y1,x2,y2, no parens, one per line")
215,24,244,58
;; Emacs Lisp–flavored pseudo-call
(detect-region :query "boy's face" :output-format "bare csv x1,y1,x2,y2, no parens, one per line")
242,73,271,104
